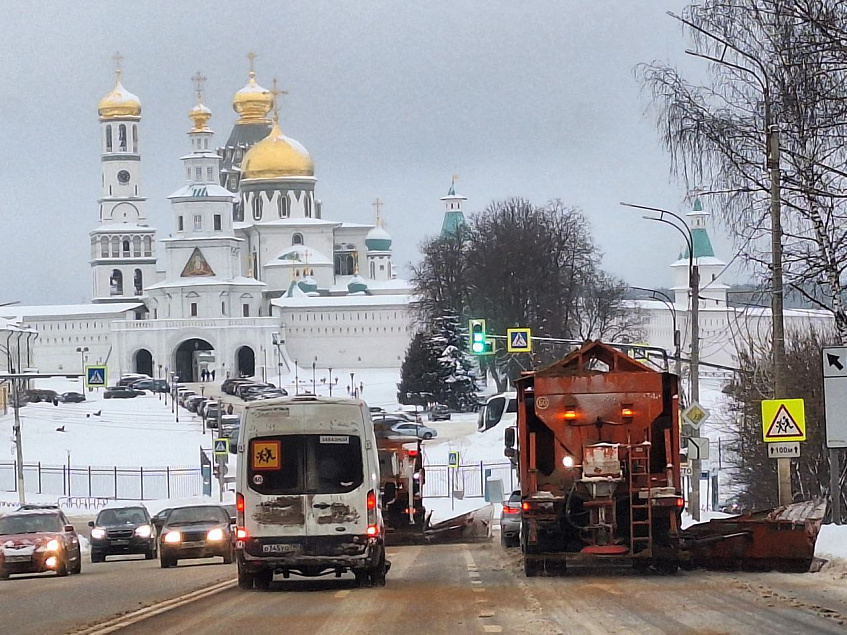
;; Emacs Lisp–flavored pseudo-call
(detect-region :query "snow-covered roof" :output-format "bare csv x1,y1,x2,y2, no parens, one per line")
671,256,726,268
168,183,236,200
235,218,340,230
265,245,332,267
90,224,156,234
328,277,411,294
160,235,244,244
0,303,144,319
337,222,373,229
273,294,411,309
146,276,265,290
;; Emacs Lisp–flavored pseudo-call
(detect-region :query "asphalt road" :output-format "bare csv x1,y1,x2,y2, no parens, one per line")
0,554,235,635
5,539,847,634
121,542,847,635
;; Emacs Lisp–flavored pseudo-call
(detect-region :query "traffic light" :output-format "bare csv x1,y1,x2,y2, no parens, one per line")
468,319,495,355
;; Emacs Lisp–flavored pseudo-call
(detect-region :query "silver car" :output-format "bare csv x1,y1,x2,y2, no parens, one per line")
389,421,438,440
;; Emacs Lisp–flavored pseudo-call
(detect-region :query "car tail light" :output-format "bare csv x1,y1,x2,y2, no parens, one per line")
502,504,520,514
236,492,245,525
407,449,418,457
675,497,685,508
366,524,379,537
522,501,531,512
236,527,248,540
367,489,377,525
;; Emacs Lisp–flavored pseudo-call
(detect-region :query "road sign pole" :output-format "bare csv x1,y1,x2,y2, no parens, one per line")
832,449,842,525
690,458,700,520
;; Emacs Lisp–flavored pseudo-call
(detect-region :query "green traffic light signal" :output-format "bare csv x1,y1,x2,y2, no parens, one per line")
469,319,487,355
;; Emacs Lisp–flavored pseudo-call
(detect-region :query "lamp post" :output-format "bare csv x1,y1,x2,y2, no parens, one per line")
681,16,790,507
631,286,681,378
312,360,317,395
76,346,89,392
622,201,700,520
294,360,299,396
272,333,283,390
350,371,356,398
328,367,334,397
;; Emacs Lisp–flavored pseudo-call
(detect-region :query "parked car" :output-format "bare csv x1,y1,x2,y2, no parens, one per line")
60,392,86,403
389,411,416,422
389,421,438,440
428,404,452,421
243,388,287,401
132,379,169,393
117,373,149,388
221,378,252,395
234,383,265,399
500,490,522,548
178,390,197,407
185,395,205,413
104,386,143,399
204,402,221,427
89,506,157,562
0,509,83,578
26,389,59,404
159,505,234,568
220,414,240,438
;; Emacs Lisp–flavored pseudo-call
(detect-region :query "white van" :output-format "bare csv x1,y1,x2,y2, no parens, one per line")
477,391,518,432
235,396,387,589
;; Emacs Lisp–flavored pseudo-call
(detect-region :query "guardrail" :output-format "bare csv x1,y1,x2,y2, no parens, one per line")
423,461,516,499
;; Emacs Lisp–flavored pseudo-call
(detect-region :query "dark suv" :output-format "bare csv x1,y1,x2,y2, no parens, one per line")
0,509,83,578
89,506,157,562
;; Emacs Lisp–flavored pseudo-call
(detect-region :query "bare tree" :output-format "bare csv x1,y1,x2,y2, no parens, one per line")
638,0,847,343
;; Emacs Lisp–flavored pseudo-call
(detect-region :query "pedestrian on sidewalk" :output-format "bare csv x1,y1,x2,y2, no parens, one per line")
212,369,216,381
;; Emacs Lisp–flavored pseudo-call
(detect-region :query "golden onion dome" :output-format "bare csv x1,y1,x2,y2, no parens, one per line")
98,72,141,120
241,121,314,179
233,71,273,124
189,102,212,131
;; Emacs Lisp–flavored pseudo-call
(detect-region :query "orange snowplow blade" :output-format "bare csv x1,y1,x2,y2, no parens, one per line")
681,499,826,572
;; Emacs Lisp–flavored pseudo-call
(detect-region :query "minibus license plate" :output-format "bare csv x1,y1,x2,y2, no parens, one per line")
263,543,297,554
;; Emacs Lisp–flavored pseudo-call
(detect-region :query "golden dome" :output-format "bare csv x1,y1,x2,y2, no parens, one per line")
233,71,273,124
98,71,141,120
241,120,314,179
189,102,212,131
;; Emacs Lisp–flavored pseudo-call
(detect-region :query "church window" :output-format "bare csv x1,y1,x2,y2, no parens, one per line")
153,308,157,319
252,195,262,221
118,124,127,151
143,236,152,256
111,237,120,257
278,194,289,218
221,302,226,316
122,239,130,256
292,233,303,245
334,250,355,276
190,302,198,317
195,167,202,181
178,216,184,231
242,304,250,317
369,261,375,278
203,138,208,150
100,237,109,258
186,167,191,180
214,215,222,231
132,236,141,257
194,215,202,230
134,269,143,295
105,125,113,153
207,167,213,181
110,269,123,296
304,196,312,218
132,125,138,153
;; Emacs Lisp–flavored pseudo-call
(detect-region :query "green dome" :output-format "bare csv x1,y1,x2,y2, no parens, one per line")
297,276,318,294
365,225,392,251
347,274,368,294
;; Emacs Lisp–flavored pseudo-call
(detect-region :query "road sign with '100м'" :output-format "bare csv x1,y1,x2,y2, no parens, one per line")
767,442,800,459
681,402,710,430
761,399,806,442
507,328,532,353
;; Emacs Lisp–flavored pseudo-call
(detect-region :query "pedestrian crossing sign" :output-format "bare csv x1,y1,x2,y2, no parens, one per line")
85,365,108,388
214,438,229,456
762,399,806,442
507,328,532,353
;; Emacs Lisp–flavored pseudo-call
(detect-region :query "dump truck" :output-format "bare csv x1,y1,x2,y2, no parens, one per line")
505,340,684,575
377,437,426,542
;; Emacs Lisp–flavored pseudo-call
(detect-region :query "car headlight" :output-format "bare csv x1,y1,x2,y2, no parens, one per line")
206,527,225,542
135,525,152,538
45,539,61,552
90,528,106,540
163,531,181,544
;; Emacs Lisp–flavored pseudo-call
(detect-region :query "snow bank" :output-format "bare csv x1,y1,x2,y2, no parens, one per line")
815,524,847,562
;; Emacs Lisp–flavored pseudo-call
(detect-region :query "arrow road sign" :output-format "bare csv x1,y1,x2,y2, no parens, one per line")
823,346,847,378
827,353,844,372
688,437,710,461
823,346,847,448
507,328,532,353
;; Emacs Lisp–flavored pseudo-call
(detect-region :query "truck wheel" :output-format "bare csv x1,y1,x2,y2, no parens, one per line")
368,546,387,587
91,552,105,564
524,556,539,577
237,564,255,590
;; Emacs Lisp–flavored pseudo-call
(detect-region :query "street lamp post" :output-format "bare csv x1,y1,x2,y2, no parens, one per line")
328,367,333,397
622,202,701,520
350,372,356,398
632,287,681,378
294,360,299,396
76,346,89,391
312,360,316,395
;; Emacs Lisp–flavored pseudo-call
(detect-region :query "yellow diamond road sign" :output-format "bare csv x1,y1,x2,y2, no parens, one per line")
681,402,710,430
507,328,532,353
761,399,806,442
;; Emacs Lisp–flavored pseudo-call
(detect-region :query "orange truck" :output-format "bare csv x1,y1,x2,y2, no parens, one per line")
377,437,426,541
505,341,684,575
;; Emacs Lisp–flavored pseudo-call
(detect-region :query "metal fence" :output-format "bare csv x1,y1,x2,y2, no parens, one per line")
0,462,204,501
423,461,516,499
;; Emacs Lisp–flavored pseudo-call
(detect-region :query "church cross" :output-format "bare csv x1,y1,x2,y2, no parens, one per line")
112,51,124,78
247,51,257,73
271,77,288,122
191,71,207,102
372,198,384,224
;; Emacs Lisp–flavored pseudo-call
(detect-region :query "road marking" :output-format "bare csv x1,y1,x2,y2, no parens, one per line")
472,587,486,593
483,627,503,633
478,610,495,618
71,578,237,634
334,590,351,598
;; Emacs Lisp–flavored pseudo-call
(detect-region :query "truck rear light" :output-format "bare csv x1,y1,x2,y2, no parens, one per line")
522,501,531,512
366,524,379,537
367,489,376,510
407,449,419,457
675,497,685,508
236,527,248,540
563,407,577,420
621,405,634,418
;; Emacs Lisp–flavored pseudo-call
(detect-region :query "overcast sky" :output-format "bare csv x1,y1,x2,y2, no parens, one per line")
0,0,735,306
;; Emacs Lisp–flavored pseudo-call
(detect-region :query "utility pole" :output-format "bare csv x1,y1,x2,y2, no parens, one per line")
12,378,25,504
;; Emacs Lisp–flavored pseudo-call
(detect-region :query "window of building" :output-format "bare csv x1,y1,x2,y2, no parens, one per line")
278,194,289,218
190,302,198,317
195,167,202,181
186,167,191,180
304,196,312,217
132,236,141,257
105,125,113,153
242,303,250,317
292,233,303,245
177,216,184,231
122,239,130,256
143,236,152,256
221,302,226,315
207,166,214,181
252,195,262,221
118,124,127,151
214,214,222,231
110,269,123,295
134,269,143,295
194,214,202,230
132,125,138,153
100,237,109,258
369,261,375,278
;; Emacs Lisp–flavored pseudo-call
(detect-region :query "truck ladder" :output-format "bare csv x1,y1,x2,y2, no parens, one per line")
628,442,653,556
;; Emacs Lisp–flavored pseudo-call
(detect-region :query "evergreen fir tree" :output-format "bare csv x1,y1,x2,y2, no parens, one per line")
397,332,441,407
430,313,479,411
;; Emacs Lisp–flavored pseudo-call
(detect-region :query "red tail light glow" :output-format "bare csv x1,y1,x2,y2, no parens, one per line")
236,492,244,512
236,527,248,540
621,405,634,418
563,408,577,420
367,490,377,510
407,449,419,457
521,501,531,512
502,505,520,514
366,524,379,537
675,497,685,508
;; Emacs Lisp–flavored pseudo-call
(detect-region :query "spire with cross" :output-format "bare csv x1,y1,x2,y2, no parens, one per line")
247,51,257,75
191,71,207,104
270,77,288,124
112,52,124,80
372,198,384,226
